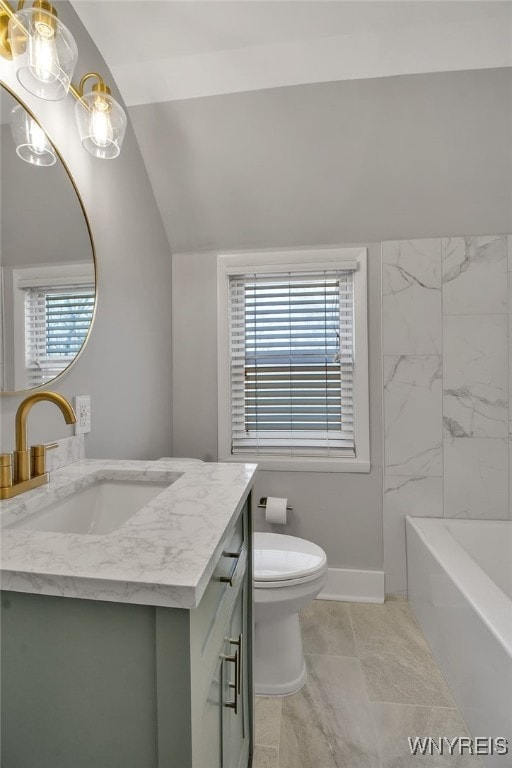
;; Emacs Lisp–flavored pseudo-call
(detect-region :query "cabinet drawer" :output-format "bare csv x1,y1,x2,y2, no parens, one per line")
190,505,248,709
192,507,247,657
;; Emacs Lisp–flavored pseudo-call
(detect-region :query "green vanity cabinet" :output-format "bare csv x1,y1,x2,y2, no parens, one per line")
1,498,253,768
223,580,250,768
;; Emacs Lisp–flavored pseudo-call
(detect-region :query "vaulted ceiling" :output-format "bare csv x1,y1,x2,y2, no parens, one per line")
71,1,512,105
68,2,512,253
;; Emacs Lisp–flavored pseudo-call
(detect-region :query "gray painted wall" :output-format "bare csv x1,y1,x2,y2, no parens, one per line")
130,68,512,254
0,1,173,459
171,244,383,571
156,67,511,573
0,122,92,267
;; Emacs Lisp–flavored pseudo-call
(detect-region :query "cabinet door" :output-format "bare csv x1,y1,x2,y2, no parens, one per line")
222,579,249,768
195,655,224,768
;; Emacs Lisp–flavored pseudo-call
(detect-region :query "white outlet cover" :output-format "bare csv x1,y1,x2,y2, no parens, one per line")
74,395,91,435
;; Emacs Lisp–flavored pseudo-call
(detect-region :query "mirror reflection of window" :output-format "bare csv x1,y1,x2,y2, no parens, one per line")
24,282,95,389
10,263,95,390
0,83,96,393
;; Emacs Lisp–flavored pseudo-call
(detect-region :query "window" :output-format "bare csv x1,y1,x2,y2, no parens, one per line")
23,285,95,389
217,249,369,472
11,263,95,390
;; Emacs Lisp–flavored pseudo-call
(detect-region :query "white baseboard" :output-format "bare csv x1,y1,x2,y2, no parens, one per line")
318,567,385,603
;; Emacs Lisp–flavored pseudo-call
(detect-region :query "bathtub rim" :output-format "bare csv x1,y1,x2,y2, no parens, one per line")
406,516,512,659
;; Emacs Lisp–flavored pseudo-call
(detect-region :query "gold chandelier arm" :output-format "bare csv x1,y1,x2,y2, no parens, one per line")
0,0,27,19
0,0,126,159
70,72,108,106
0,0,14,17
77,72,104,95
0,0,39,60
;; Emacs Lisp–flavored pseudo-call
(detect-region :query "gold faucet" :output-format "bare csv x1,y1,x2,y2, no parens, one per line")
0,392,76,500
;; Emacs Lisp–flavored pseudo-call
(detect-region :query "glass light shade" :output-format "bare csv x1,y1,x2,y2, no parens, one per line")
75,90,127,160
10,104,56,166
8,6,78,101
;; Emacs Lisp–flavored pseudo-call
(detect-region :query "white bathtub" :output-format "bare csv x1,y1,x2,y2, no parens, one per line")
406,517,512,767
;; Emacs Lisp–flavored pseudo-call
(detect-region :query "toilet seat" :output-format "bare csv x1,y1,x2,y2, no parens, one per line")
254,532,327,587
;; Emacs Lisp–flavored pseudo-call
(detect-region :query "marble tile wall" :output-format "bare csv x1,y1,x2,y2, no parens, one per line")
382,235,510,595
45,434,85,472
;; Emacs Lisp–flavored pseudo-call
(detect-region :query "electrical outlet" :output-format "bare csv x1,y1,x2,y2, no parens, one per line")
74,395,91,435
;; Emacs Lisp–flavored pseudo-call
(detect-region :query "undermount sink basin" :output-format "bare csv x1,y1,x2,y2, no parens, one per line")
8,478,171,535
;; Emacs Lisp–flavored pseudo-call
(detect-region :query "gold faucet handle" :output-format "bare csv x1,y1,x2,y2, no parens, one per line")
30,443,58,478
0,453,13,489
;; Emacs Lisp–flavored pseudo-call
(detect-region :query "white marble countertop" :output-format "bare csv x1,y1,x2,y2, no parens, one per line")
0,459,257,609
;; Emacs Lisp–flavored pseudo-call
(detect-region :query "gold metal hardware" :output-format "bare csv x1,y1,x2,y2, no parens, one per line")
0,5,12,58
0,472,48,499
0,0,23,59
0,453,13,489
14,392,75,481
30,442,58,477
0,392,75,500
32,0,56,36
0,0,114,109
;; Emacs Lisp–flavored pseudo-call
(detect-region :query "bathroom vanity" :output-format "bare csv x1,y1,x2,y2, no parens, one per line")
0,458,256,768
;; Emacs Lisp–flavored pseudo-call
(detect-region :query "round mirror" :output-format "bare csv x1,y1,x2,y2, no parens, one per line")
0,82,96,394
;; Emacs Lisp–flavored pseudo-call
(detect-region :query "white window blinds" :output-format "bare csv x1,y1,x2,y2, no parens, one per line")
228,269,355,457
24,285,95,388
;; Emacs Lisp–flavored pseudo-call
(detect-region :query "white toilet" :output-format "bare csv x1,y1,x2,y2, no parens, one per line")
253,532,328,696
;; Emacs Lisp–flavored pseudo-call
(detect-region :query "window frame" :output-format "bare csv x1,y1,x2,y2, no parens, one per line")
217,247,370,473
12,263,95,390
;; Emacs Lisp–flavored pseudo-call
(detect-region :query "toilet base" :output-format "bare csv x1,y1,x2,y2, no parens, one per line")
254,612,307,696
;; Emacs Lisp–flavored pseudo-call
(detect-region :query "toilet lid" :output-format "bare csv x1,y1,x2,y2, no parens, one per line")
253,532,327,582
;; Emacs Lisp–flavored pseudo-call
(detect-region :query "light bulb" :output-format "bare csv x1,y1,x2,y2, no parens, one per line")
29,119,47,154
32,21,59,84
9,4,78,100
90,101,112,148
76,84,127,159
10,104,56,166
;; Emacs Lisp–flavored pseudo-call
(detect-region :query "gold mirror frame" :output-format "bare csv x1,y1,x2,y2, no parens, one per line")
0,80,97,395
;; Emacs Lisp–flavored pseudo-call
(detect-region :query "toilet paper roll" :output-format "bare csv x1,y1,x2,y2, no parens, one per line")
265,496,288,524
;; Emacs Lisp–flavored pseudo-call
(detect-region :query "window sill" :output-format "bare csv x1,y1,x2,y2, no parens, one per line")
219,455,371,473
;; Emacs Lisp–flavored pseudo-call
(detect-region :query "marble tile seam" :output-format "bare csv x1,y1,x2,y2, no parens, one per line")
345,605,375,707
366,698,461,711
301,651,359,659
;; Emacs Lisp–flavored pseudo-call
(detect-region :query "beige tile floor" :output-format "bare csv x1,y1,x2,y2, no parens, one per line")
253,600,483,768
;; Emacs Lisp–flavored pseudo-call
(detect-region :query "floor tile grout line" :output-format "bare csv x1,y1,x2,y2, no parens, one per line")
366,698,460,710
277,693,282,768
303,651,360,660
254,740,280,749
346,602,361,659
345,604,384,768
